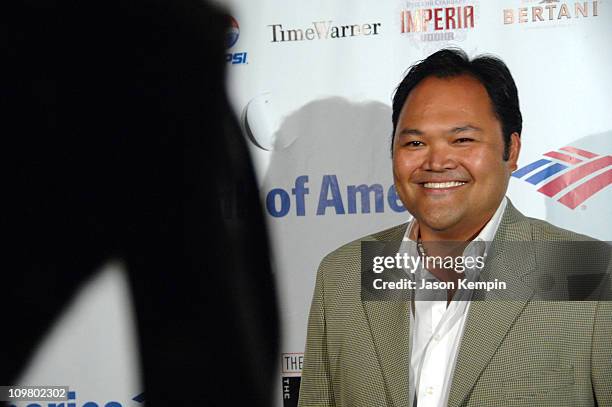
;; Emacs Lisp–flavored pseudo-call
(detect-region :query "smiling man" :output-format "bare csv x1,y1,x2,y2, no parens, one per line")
298,49,611,407
392,74,519,243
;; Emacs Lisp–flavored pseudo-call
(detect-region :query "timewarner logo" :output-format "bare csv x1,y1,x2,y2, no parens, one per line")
512,146,612,209
268,20,381,42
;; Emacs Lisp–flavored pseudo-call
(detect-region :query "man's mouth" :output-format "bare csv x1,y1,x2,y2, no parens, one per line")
422,181,467,189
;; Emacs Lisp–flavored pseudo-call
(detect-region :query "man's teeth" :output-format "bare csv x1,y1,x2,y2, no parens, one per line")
423,181,466,189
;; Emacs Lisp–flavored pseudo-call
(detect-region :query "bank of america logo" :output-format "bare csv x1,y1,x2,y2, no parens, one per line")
512,146,612,209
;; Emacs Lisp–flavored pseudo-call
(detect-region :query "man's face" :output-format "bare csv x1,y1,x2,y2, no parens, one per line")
392,74,520,239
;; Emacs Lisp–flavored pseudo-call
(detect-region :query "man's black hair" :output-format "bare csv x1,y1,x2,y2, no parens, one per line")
391,48,522,160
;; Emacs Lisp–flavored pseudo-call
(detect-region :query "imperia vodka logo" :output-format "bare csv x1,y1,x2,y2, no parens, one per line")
398,0,479,50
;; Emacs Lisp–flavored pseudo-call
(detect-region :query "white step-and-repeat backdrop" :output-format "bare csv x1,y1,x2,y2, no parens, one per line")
223,1,611,405
13,1,610,406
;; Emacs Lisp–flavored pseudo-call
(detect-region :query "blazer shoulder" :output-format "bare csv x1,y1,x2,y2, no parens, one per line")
524,216,600,242
501,199,601,243
317,222,409,277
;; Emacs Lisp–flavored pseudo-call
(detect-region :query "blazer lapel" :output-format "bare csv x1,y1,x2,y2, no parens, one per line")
447,201,537,407
362,223,411,407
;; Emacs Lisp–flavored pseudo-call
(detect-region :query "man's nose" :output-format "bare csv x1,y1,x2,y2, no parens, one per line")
422,142,456,171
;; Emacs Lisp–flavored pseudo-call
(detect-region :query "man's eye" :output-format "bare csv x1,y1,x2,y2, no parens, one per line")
405,141,424,147
455,137,474,143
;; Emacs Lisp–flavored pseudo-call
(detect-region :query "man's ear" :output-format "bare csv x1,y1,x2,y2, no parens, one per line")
507,132,521,172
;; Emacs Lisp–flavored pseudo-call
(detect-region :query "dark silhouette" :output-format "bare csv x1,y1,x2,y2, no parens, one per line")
1,0,278,405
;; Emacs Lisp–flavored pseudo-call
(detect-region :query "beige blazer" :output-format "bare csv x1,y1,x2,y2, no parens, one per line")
298,201,611,407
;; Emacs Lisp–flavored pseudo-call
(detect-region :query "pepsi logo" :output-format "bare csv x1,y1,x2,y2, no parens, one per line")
226,16,240,49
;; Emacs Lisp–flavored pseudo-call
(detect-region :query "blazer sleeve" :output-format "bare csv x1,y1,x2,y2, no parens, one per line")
592,298,612,405
298,258,336,407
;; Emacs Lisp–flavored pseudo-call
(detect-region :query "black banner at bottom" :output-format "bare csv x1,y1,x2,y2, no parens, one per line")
282,376,301,407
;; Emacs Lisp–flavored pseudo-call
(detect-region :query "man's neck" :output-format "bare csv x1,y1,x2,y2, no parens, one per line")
416,206,499,243
414,206,499,259
419,220,487,242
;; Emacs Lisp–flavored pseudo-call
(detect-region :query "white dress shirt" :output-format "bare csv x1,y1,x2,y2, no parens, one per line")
402,197,507,407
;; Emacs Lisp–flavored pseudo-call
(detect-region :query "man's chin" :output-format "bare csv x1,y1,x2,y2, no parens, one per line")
415,210,465,234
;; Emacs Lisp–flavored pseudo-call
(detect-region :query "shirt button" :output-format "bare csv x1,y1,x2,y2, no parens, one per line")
433,334,441,342
426,386,434,395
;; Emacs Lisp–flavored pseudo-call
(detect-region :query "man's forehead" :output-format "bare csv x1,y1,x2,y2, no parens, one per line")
404,75,488,106
399,75,494,120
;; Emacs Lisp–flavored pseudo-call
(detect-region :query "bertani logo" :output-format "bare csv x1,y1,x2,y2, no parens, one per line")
268,20,382,43
503,0,599,24
512,146,611,209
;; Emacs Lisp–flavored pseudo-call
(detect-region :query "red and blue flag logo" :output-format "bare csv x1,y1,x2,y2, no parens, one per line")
512,146,612,209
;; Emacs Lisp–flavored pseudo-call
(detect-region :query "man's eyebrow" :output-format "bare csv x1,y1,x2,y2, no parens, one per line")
397,128,423,136
451,125,482,133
